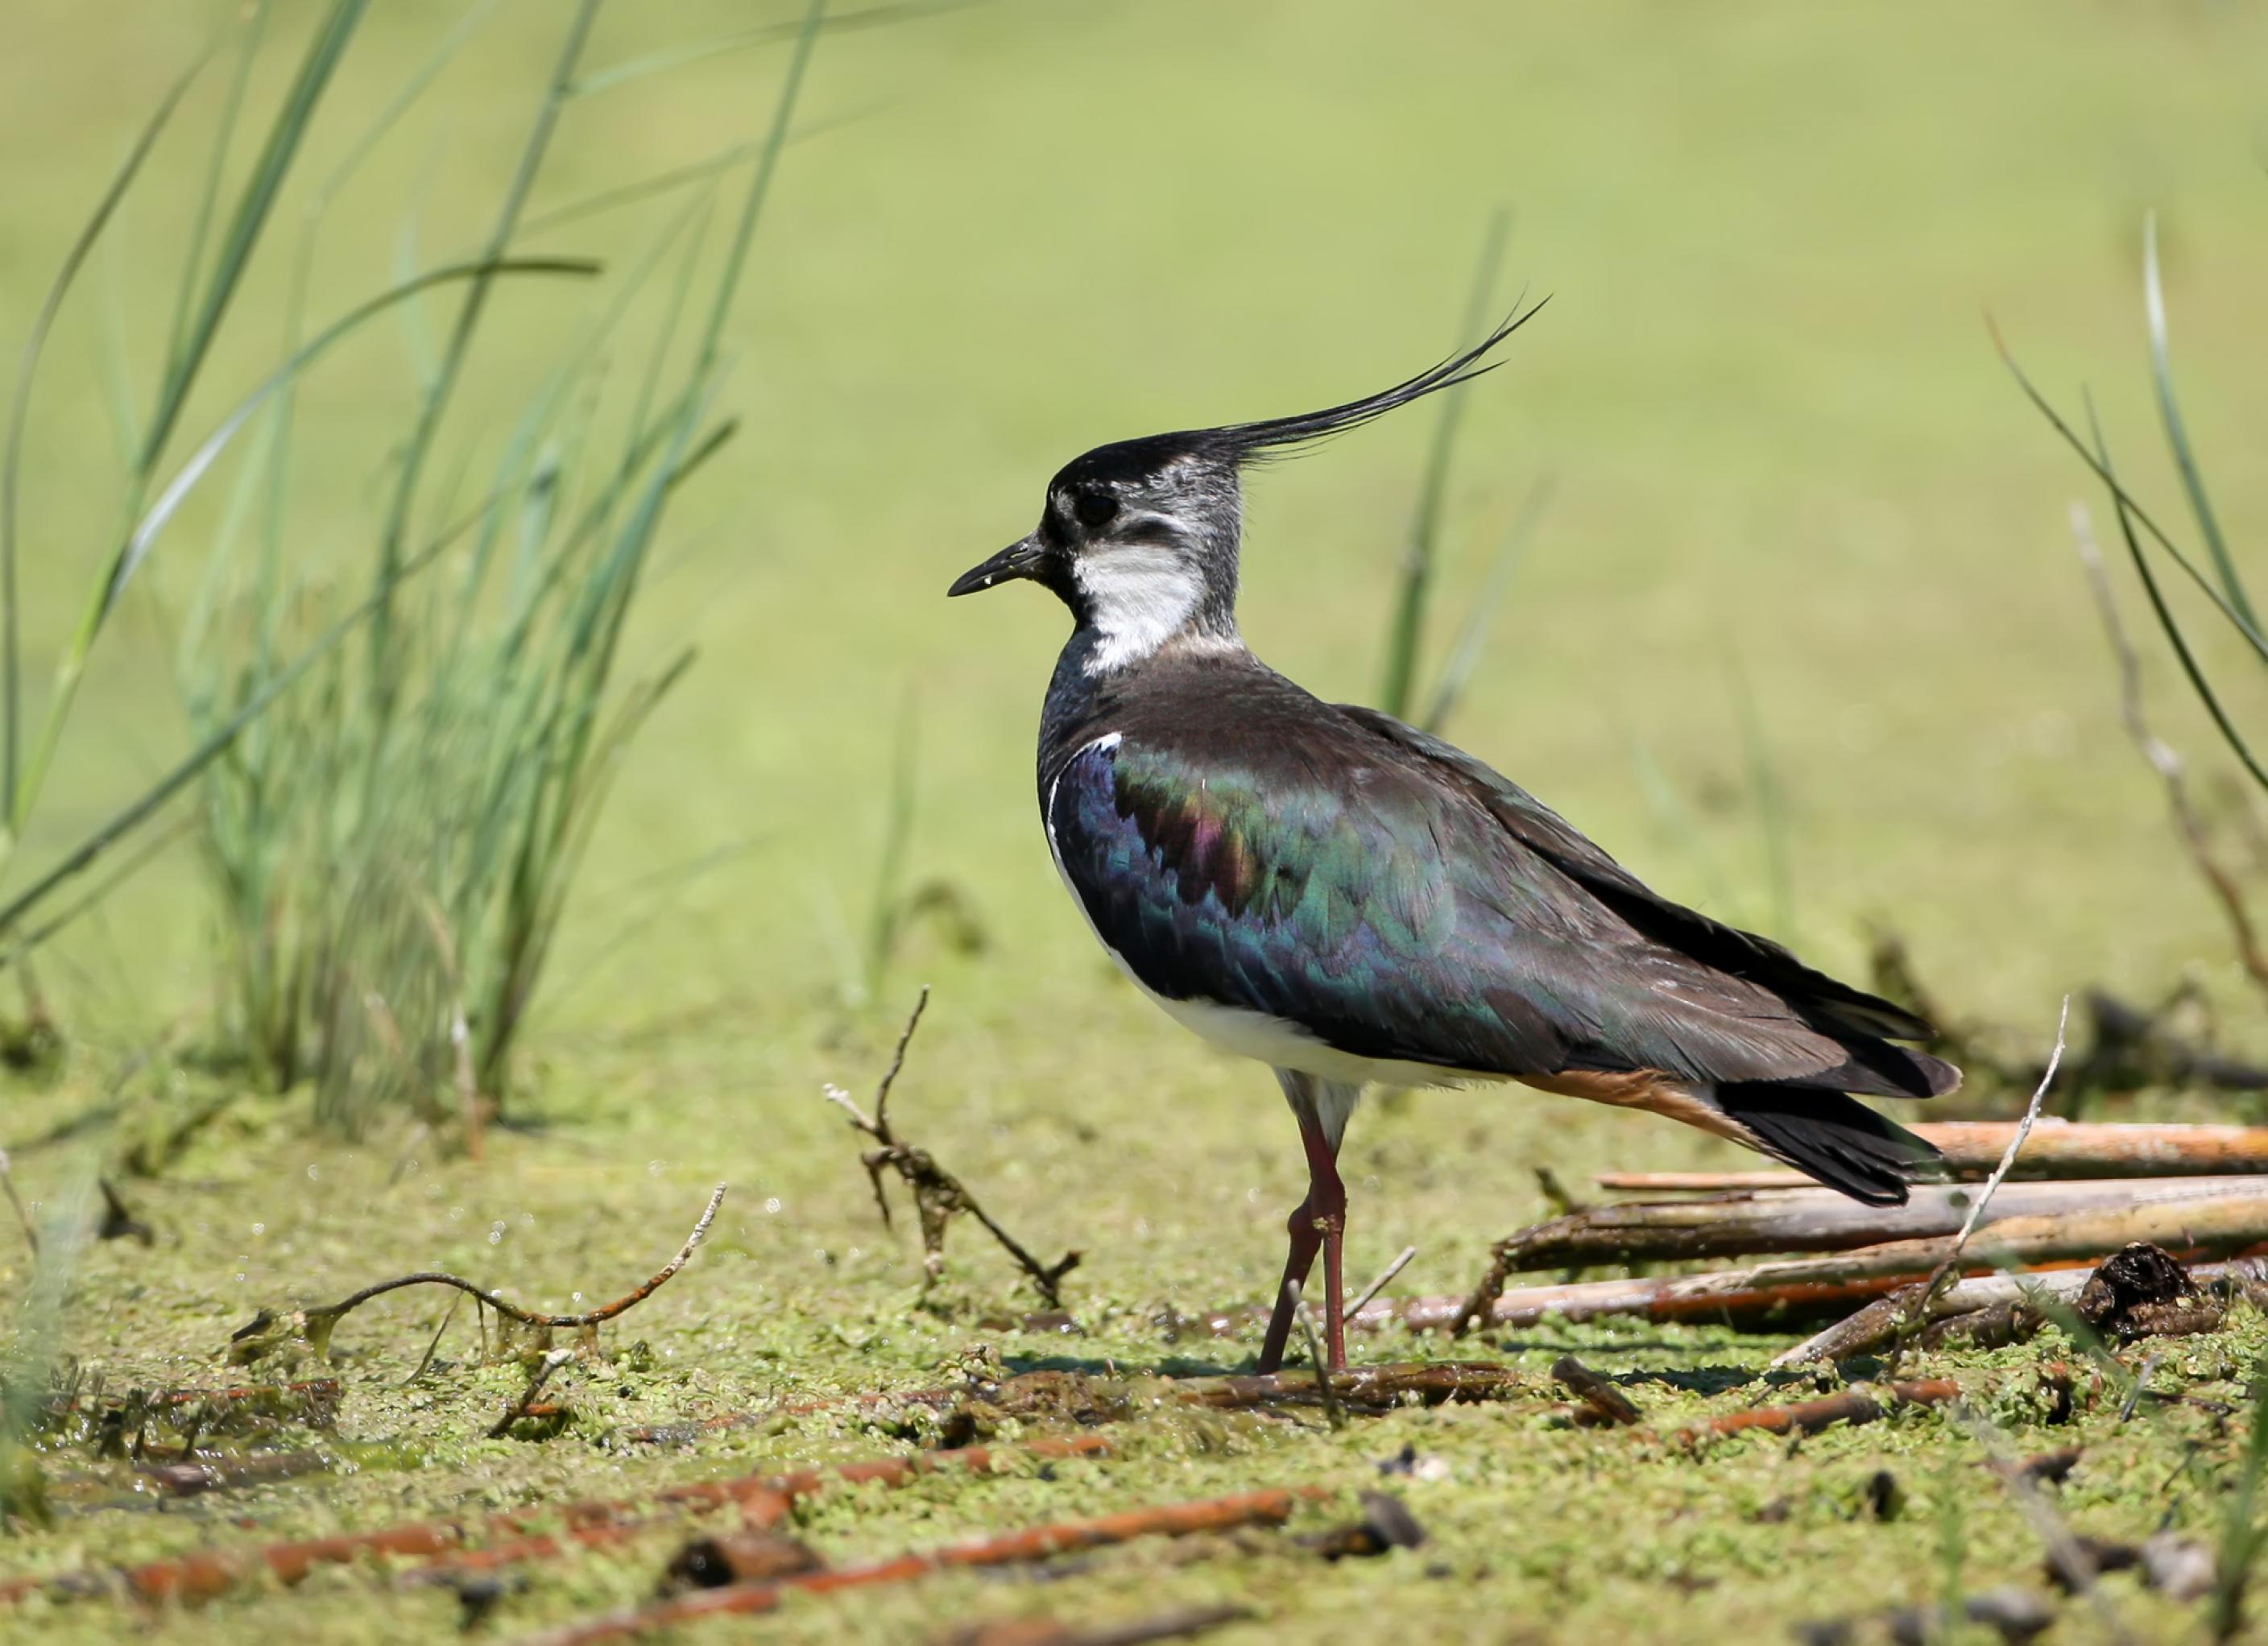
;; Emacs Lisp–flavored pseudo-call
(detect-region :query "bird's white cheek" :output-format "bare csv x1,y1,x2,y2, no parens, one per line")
1075,548,1202,674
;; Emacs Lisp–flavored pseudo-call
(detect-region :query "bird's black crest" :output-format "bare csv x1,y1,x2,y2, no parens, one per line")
1209,297,1547,461
1049,297,1549,495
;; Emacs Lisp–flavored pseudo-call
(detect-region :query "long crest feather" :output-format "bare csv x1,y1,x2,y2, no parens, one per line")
1207,296,1547,463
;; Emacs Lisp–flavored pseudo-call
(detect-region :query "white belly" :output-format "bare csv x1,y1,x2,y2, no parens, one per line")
1150,990,1511,1090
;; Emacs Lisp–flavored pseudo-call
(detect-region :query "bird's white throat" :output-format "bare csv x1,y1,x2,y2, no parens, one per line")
1074,546,1219,675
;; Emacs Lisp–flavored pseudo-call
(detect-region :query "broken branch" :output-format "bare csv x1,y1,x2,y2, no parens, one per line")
2,1434,1116,1608
825,988,1080,1309
1477,1173,2246,1273
2076,500,2268,1006
1885,996,2069,1363
513,1490,1305,1646
228,1185,726,1361
1601,1120,2268,1188
1673,1378,1961,1448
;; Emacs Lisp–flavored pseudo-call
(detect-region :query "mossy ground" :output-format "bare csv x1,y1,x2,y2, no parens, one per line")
6,1,2268,1640
6,1046,2267,1644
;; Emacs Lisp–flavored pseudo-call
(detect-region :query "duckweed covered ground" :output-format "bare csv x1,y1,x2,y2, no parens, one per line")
6,1043,2268,1644
8,1,2268,1640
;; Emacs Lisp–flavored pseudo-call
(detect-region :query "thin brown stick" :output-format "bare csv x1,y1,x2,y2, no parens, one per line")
1390,1243,2268,1342
241,1185,726,1350
488,1348,574,1438
624,1361,1531,1445
1551,1354,1641,1427
1347,1245,1418,1319
942,1604,1253,1646
1478,1172,2229,1272
511,1490,1305,1646
1177,1361,1529,1412
1284,1280,1342,1429
2077,500,2268,1003
134,1450,332,1497
1672,1378,1960,1447
404,1292,464,1385
1596,1115,2268,1188
2,1435,1117,1608
826,989,1080,1308
1786,1253,2268,1368
414,891,486,1159
1593,1117,2268,1193
1884,995,2069,1367
1594,1170,1812,1193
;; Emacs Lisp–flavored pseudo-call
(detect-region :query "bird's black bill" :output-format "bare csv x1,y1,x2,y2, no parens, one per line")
947,534,1045,597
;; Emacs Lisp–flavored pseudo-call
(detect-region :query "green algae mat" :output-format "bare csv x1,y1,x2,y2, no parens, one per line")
7,1,2268,1640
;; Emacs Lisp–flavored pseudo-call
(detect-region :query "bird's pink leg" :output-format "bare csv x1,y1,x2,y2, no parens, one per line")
1256,1103,1348,1374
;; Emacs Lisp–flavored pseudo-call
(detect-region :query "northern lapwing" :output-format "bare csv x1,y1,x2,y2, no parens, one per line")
948,309,1960,1373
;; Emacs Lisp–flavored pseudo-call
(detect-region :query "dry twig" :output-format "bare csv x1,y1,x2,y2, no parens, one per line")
2076,501,2268,1003
825,988,1080,1308
1673,1378,1961,1448
513,1490,1305,1646
1347,1245,1418,1320
2,1435,1117,1608
1285,1280,1342,1429
1551,1354,1641,1427
1484,1172,2229,1272
227,1185,726,1363
1599,1118,2268,1189
489,1348,574,1439
1881,996,2069,1367
942,1604,1252,1646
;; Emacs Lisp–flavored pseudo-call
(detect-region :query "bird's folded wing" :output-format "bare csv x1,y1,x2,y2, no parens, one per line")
1046,722,1928,1092
1331,705,1940,1047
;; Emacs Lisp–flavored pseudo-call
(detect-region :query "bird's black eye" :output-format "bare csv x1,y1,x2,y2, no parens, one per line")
1072,488,1119,530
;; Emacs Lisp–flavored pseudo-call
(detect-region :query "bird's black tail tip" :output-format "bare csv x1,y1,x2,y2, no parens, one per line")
1715,1085,1942,1207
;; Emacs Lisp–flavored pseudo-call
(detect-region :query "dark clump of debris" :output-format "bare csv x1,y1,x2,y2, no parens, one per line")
660,1528,826,1593
938,1371,1142,1449
2075,1241,2225,1341
1298,1491,1426,1561
1795,1586,2055,1645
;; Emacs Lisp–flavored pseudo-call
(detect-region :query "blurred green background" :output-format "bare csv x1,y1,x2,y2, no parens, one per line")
3,0,2266,1106
7,8,2268,1637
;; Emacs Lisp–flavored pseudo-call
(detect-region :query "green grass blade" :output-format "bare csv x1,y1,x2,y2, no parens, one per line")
519,105,888,242
0,519,474,940
1994,321,2268,664
2088,399,2268,796
0,814,193,970
685,0,830,385
96,213,145,468
1421,471,1552,732
139,0,370,476
161,4,269,403
0,39,215,830
2213,1352,2268,1641
106,255,600,622
367,0,601,718
570,0,974,98
1623,728,1741,920
864,690,918,1002
2143,213,2256,635
1378,205,1512,719
1727,651,1794,941
305,0,499,213
523,143,753,242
